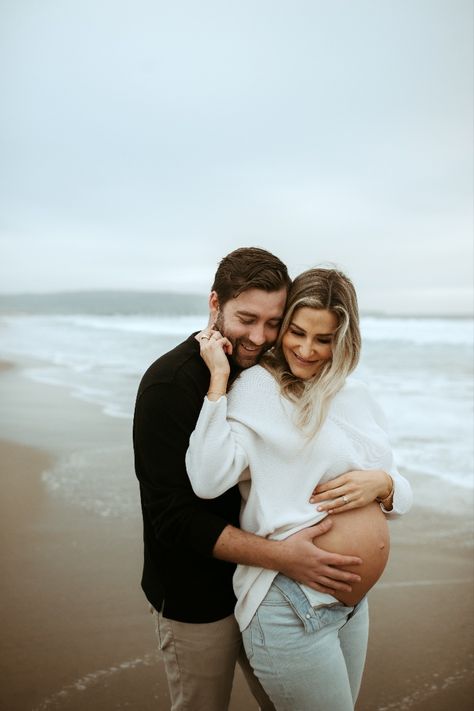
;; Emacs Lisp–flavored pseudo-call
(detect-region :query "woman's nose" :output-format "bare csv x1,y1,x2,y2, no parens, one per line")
299,340,314,358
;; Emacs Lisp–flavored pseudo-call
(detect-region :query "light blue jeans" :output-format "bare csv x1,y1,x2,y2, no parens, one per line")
242,574,369,711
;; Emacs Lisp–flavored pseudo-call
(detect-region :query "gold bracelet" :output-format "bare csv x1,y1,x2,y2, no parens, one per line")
376,484,394,505
376,489,393,504
375,473,394,504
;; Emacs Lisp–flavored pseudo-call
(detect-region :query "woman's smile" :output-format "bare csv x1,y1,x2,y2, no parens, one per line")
292,352,319,365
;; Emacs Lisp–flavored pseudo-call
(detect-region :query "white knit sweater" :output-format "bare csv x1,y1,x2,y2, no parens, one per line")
186,365,412,631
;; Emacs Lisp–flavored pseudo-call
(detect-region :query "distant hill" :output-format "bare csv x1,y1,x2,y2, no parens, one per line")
0,291,209,315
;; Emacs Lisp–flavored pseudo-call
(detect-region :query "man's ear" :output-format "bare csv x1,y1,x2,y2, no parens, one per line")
208,291,220,326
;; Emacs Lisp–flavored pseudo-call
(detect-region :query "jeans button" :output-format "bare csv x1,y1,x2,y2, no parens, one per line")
305,613,311,619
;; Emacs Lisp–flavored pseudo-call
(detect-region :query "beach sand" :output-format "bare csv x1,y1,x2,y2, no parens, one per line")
0,359,473,710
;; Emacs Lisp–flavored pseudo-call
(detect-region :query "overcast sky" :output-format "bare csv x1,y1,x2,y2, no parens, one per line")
0,0,472,314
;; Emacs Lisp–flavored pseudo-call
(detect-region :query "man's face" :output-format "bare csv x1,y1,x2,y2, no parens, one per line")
212,288,287,368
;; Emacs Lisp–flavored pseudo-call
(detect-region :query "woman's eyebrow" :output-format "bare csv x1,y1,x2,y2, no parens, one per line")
289,321,336,336
289,321,306,332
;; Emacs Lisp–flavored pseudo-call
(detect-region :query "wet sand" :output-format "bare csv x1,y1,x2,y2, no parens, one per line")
0,359,472,710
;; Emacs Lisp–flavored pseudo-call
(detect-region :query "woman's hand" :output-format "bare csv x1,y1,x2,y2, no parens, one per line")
195,329,233,398
309,469,393,514
196,328,233,374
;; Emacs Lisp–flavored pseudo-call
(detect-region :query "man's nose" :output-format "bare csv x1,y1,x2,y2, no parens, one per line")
248,324,266,346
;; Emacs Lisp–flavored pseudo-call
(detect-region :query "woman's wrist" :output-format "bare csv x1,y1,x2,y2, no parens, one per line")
376,472,394,506
207,390,226,401
207,373,228,400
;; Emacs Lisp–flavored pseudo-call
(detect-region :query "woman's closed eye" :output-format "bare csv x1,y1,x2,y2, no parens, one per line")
289,327,331,345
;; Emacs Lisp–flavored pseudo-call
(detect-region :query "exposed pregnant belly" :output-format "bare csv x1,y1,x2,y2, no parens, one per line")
313,502,390,606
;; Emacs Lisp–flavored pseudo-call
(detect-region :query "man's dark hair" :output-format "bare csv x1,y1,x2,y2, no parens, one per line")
211,247,291,306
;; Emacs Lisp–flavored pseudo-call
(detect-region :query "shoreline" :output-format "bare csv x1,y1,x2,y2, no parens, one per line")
0,358,473,710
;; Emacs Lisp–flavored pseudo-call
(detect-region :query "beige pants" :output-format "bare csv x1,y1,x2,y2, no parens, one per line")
154,610,275,711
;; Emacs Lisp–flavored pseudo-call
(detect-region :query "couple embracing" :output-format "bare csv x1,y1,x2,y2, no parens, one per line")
133,247,412,711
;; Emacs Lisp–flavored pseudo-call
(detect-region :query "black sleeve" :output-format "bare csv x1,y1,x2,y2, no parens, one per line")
133,381,231,557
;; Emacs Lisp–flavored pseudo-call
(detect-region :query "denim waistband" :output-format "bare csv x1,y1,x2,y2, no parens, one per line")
271,574,358,634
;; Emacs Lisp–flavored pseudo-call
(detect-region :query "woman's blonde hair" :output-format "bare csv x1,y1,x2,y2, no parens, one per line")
262,267,361,436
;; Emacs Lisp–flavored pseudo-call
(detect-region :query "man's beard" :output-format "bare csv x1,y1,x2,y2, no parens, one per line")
214,313,272,369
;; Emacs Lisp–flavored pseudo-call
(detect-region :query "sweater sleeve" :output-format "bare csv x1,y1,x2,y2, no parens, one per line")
186,395,250,499
133,382,234,557
365,387,413,516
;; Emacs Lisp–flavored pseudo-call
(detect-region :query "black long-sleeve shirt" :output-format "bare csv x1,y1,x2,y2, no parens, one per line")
133,334,241,622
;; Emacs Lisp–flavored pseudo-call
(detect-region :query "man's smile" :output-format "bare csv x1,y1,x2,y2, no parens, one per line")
240,342,262,353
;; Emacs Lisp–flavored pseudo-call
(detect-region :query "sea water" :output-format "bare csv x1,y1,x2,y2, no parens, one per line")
0,303,472,519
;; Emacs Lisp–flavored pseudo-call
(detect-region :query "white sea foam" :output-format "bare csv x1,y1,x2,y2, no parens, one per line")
375,667,474,710
361,316,473,345
32,653,158,710
47,313,206,335
42,445,138,519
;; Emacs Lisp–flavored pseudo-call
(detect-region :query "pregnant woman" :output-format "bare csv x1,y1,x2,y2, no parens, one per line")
186,267,412,710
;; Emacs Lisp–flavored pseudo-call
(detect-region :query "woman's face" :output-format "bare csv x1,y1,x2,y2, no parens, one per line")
281,307,338,380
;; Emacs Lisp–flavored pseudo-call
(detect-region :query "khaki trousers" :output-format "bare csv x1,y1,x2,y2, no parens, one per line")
154,610,275,711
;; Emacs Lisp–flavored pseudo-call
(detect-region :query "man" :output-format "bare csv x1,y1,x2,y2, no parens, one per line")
133,247,362,710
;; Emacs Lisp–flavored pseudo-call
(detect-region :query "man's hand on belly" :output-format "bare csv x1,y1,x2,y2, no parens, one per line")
276,518,363,595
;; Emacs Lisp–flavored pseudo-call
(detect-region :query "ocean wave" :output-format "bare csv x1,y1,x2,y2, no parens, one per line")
45,313,206,335
1,313,472,506
2,313,472,344
361,316,473,345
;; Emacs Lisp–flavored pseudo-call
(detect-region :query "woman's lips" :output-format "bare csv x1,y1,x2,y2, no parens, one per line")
292,352,318,366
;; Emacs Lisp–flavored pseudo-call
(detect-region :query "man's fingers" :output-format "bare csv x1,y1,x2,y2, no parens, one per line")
318,566,361,583
304,517,333,536
319,552,362,568
304,579,353,593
